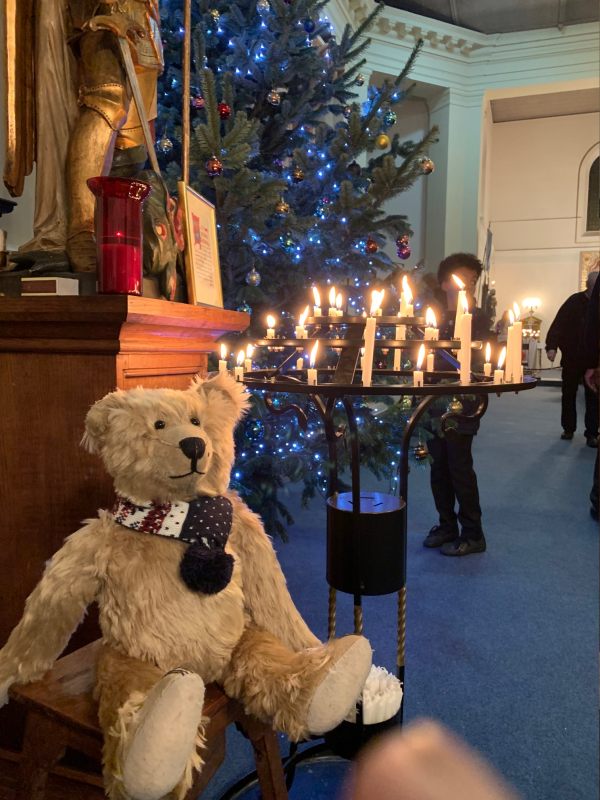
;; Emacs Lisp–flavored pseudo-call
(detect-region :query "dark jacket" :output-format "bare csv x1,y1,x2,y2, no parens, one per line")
582,278,599,369
546,291,589,367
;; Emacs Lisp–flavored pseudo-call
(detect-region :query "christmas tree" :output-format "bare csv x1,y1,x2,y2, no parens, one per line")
156,0,438,537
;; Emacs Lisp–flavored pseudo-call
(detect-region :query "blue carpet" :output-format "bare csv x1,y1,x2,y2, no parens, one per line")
201,386,598,800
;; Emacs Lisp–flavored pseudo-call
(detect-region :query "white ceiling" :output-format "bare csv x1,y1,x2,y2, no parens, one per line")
490,88,600,122
387,0,600,33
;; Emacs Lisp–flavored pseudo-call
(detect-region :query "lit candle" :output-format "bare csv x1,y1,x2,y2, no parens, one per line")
512,303,523,383
374,289,384,316
414,343,425,387
307,340,319,385
424,307,438,340
426,350,435,372
328,287,337,317
483,342,492,377
312,287,322,317
244,343,254,372
362,291,382,387
399,276,413,317
266,314,276,339
452,274,467,337
295,306,309,339
459,296,472,384
234,350,245,382
218,343,228,374
494,346,506,384
335,293,344,317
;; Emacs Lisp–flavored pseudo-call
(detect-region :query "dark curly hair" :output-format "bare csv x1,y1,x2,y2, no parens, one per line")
437,253,483,285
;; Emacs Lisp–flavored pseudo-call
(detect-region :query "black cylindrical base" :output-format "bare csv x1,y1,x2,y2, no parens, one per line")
327,492,406,595
324,712,401,760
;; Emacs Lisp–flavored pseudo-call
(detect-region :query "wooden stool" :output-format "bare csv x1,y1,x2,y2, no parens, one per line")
9,641,288,800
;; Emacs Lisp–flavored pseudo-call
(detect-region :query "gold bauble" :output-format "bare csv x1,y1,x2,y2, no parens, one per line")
274,198,290,215
376,134,390,149
413,442,429,461
447,398,463,414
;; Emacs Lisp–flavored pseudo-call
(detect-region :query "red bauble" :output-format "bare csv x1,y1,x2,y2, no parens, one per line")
397,245,411,260
396,233,410,247
366,236,378,254
218,102,232,120
206,155,223,177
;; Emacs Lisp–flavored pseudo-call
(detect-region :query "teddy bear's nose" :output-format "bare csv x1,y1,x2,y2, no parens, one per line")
179,437,206,461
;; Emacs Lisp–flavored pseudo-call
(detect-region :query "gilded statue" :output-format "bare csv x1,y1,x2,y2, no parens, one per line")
3,0,165,274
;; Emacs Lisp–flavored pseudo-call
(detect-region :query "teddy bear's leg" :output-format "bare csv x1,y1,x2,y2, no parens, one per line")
222,626,372,742
95,645,206,800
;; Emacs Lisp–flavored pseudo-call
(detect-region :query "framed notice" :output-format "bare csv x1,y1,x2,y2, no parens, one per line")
178,182,223,307
579,250,600,291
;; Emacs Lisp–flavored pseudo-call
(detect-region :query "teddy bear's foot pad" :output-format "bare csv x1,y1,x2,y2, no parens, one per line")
122,669,205,800
305,636,372,736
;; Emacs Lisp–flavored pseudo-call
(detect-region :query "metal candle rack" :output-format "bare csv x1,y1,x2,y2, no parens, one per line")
239,312,536,766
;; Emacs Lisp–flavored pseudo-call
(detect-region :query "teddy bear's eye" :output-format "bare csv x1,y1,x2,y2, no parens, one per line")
154,420,166,430
190,417,201,426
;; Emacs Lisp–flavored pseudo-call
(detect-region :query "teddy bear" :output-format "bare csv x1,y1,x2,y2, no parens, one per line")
0,373,372,800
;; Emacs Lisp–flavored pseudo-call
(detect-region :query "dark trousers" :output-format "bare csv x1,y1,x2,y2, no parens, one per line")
561,364,599,437
429,432,483,540
591,452,599,516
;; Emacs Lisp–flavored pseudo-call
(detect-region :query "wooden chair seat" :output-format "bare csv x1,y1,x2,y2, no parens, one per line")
9,641,287,800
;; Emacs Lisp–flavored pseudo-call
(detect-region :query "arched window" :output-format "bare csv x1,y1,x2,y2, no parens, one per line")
586,157,599,233
576,145,600,243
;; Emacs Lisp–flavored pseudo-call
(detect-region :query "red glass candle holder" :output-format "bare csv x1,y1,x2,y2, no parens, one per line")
87,177,152,295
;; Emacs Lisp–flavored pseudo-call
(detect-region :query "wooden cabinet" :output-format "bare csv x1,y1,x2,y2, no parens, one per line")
0,296,249,757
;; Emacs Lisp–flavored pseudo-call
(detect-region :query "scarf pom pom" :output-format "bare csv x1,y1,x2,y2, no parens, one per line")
180,545,234,594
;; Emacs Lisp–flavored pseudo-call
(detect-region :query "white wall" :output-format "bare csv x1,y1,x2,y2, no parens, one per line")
488,111,600,356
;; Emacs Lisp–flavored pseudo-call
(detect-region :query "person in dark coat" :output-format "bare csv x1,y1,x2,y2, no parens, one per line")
423,253,491,557
545,272,599,447
582,271,599,519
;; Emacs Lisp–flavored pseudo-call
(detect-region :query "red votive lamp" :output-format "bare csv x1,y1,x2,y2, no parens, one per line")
87,177,152,295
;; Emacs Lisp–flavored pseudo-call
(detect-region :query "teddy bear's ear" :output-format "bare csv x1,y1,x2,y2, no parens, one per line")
81,390,128,454
191,372,250,426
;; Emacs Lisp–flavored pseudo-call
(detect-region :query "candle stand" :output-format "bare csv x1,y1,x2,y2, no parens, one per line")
221,313,536,797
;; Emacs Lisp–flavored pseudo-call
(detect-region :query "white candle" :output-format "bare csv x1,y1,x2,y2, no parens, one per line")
362,291,382,386
393,324,405,371
452,274,467,338
459,297,472,384
399,276,413,317
234,350,245,382
360,347,365,371
374,289,384,316
296,356,304,370
266,314,276,339
218,343,228,374
483,342,492,377
335,293,344,317
307,340,319,385
426,351,435,372
413,343,425,387
244,344,254,372
295,306,309,338
328,287,337,317
312,287,322,317
494,346,506,384
511,303,523,382
424,307,438,340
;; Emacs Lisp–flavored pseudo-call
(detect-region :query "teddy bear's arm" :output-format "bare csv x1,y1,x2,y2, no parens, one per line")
0,522,102,706
229,497,321,651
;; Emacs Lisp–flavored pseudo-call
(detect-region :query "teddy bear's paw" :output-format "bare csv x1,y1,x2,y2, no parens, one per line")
121,670,205,800
305,635,372,736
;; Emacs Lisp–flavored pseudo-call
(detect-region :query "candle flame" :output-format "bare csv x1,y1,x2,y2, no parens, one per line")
401,275,413,303
299,306,309,326
236,350,245,366
513,302,521,321
329,287,336,306
335,293,343,310
452,274,465,289
498,346,506,369
266,314,276,328
312,286,321,306
309,340,319,368
360,347,365,356
508,309,515,325
416,343,425,370
220,343,227,360
370,290,383,315
485,342,491,362
425,307,437,327
246,343,254,358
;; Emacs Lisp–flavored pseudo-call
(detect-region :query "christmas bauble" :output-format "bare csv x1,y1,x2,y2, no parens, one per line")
267,89,281,106
396,233,410,246
420,157,435,174
303,18,316,32
237,302,252,314
355,73,365,86
191,95,205,109
245,267,262,286
292,166,304,182
447,398,464,414
205,155,223,177
348,160,361,177
343,105,352,118
281,233,295,252
257,0,270,13
366,236,378,254
375,133,390,149
218,102,231,119
397,245,411,260
210,9,220,22
157,135,173,154
274,198,290,216
383,109,397,127
412,442,429,462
